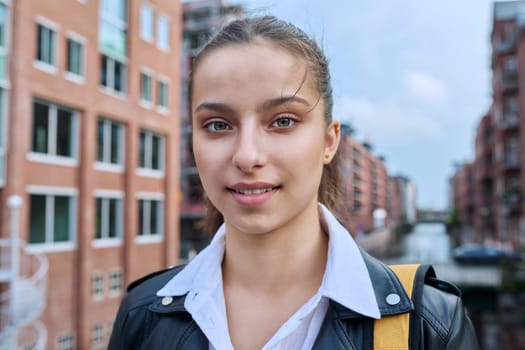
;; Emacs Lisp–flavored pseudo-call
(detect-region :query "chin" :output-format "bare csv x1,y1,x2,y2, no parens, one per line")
228,220,278,235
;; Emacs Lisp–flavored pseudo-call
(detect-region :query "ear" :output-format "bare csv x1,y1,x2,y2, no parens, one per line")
324,120,341,164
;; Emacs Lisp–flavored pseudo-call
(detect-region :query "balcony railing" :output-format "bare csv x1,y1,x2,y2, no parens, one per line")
0,195,48,350
0,239,48,328
502,189,522,215
501,72,518,92
500,115,520,130
503,156,520,170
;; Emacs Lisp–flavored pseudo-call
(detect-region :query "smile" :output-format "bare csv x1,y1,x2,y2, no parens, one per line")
232,187,275,195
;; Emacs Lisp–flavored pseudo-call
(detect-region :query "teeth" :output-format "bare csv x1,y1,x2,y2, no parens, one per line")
235,187,273,195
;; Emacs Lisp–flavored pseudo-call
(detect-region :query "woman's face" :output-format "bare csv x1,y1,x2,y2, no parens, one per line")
191,42,339,235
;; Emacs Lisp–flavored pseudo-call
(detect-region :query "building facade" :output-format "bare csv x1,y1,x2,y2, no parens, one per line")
179,0,243,260
450,162,476,242
389,175,417,227
453,1,525,249
338,124,393,234
0,1,182,349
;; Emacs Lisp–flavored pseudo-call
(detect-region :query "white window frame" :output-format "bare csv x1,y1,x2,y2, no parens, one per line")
65,31,86,84
95,117,125,171
91,322,105,349
139,68,153,107
137,129,164,177
99,0,128,96
140,3,154,42
92,190,123,248
136,192,164,244
26,186,77,253
108,268,123,296
156,14,169,51
99,54,128,97
0,0,11,85
0,88,7,187
28,100,79,166
91,271,104,300
156,76,169,113
34,16,58,73
57,332,75,350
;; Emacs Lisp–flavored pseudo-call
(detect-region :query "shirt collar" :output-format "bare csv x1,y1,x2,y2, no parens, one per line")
157,204,380,319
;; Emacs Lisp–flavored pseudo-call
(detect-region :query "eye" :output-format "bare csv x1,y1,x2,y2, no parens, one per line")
204,120,232,132
272,116,296,128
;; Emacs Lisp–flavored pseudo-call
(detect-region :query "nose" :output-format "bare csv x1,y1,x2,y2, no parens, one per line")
231,126,267,173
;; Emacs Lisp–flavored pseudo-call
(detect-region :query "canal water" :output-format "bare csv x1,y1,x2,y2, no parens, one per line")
400,222,452,264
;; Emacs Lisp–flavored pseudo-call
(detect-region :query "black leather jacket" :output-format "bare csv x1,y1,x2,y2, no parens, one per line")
109,252,479,349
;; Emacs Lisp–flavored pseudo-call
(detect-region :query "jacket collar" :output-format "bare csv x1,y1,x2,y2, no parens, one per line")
331,250,413,319
149,250,413,319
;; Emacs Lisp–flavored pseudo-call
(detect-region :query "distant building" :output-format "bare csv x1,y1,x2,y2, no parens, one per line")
452,0,525,248
389,175,417,226
450,162,476,241
338,123,391,234
179,0,244,260
473,112,496,243
0,1,181,348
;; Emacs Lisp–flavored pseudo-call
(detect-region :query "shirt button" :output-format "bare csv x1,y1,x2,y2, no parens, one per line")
386,293,401,305
161,296,173,306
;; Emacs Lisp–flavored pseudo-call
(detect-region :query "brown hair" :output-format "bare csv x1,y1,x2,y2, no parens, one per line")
190,16,341,233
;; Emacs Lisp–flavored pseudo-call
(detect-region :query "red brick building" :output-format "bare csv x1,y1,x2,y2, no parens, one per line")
338,124,392,234
473,112,496,244
451,162,476,242
453,1,525,249
0,0,181,348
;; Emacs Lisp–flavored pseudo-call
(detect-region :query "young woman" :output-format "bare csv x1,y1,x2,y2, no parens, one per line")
109,16,479,350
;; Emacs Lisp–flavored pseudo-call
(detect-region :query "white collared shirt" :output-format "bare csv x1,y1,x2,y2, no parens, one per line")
157,204,380,349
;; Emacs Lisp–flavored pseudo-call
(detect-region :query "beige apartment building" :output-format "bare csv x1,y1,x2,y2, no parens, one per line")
0,0,182,349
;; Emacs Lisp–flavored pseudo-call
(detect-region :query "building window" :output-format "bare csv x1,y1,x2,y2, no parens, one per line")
0,88,5,186
140,3,153,42
29,193,75,246
108,269,123,295
91,272,104,300
157,14,169,50
158,80,168,109
36,22,56,67
99,0,128,93
138,198,163,236
95,196,122,241
0,2,9,81
140,71,152,104
97,118,124,166
31,100,77,160
91,323,105,349
57,332,75,350
139,129,164,171
100,55,126,94
66,35,84,78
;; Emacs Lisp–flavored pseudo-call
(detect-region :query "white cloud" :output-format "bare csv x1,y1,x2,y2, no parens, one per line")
333,96,443,146
403,70,448,103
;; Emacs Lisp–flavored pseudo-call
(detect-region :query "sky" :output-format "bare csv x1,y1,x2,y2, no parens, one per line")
237,0,495,210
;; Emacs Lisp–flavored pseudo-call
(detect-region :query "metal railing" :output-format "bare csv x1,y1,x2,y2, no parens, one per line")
0,239,48,329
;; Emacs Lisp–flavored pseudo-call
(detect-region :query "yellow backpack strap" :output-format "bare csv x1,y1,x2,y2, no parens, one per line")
373,264,420,350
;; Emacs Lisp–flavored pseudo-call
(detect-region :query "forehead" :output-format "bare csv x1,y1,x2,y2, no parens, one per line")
192,42,318,100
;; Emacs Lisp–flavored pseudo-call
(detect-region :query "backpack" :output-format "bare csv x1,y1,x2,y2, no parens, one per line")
374,264,434,350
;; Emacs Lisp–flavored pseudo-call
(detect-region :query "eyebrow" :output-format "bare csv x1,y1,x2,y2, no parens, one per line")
194,102,236,114
259,95,311,112
194,95,311,115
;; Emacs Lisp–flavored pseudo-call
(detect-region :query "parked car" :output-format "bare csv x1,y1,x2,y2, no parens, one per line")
453,244,522,265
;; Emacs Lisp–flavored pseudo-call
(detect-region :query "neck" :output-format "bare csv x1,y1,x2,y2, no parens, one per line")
222,204,328,294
